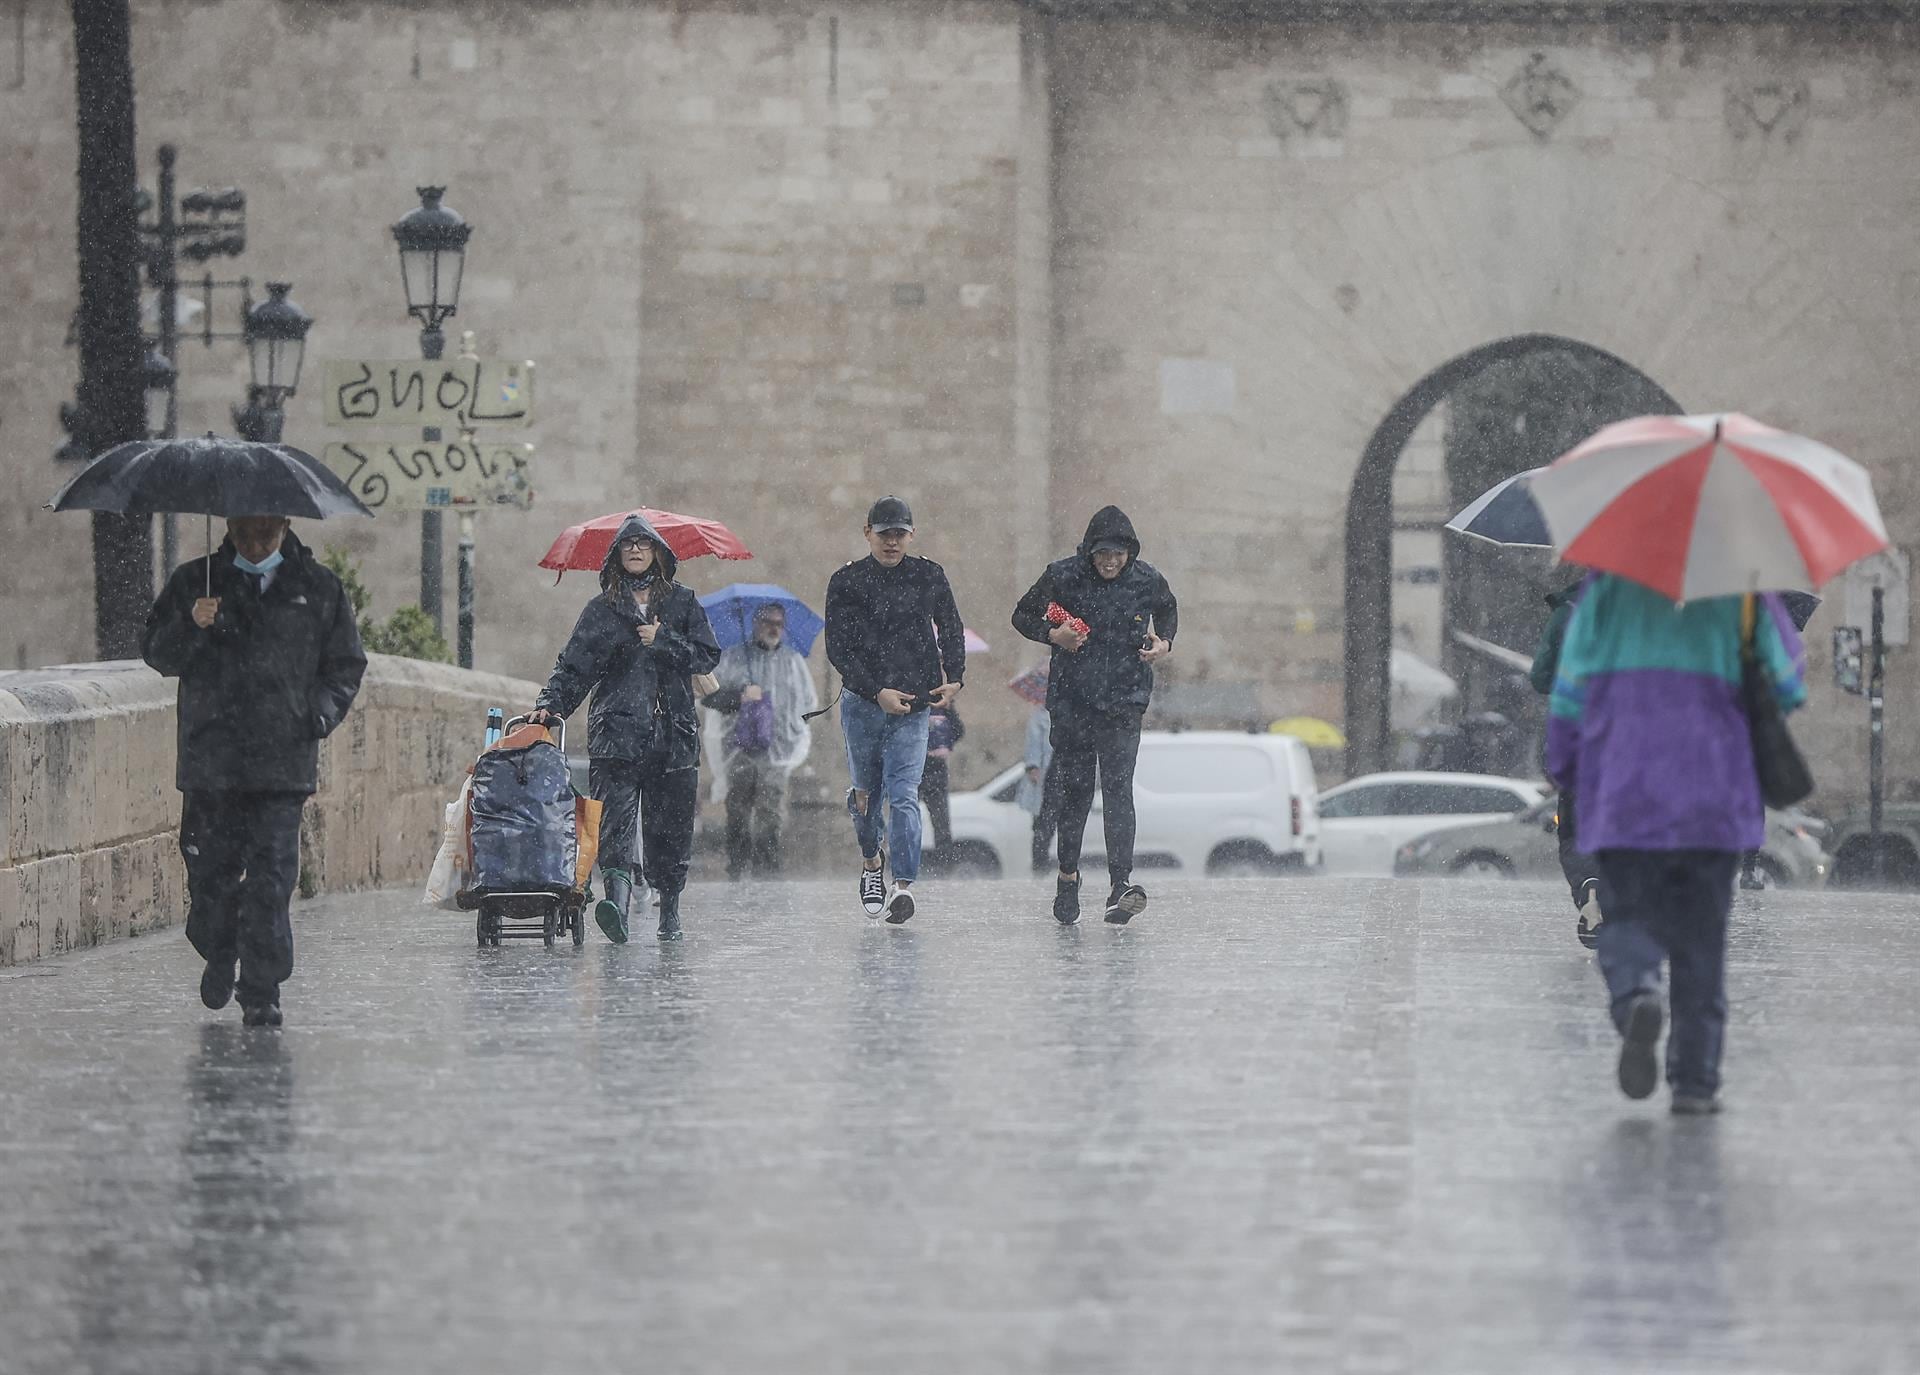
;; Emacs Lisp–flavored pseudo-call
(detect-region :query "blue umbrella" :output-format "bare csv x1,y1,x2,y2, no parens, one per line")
1445,468,1552,549
698,584,825,656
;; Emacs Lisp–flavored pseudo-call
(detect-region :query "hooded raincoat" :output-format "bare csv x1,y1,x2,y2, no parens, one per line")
1011,506,1179,714
535,512,722,770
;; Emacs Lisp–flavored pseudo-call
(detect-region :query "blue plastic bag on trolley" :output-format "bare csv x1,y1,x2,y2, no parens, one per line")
466,733,577,896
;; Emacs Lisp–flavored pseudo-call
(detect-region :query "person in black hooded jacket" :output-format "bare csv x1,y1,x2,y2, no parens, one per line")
141,517,367,1027
530,512,720,941
1012,506,1177,925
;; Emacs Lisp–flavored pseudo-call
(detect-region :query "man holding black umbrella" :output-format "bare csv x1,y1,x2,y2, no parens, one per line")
142,515,366,1027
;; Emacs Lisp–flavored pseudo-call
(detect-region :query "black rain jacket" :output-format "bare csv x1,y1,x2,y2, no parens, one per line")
141,530,367,794
1012,506,1179,715
823,554,967,710
535,513,722,768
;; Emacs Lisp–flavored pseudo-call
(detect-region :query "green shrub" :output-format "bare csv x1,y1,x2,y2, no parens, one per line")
322,546,452,663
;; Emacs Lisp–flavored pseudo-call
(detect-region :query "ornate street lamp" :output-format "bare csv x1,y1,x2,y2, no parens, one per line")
392,186,474,638
234,282,312,443
391,186,470,360
142,346,176,439
244,281,311,406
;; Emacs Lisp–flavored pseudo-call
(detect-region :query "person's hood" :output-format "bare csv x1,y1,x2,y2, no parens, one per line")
1076,505,1140,569
599,511,678,594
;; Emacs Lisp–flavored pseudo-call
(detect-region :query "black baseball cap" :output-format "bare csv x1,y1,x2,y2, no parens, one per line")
1088,537,1130,554
866,496,914,532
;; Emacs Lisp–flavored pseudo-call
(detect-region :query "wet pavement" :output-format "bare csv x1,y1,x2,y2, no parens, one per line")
2,876,1918,1374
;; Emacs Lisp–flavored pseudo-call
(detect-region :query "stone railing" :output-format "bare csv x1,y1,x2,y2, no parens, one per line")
0,657,538,966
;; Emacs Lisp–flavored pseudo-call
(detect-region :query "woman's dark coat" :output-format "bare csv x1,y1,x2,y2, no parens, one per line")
535,512,722,769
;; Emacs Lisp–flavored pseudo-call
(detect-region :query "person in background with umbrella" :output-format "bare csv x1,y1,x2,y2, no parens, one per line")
701,602,817,881
529,513,721,942
824,495,967,925
1012,506,1176,925
1534,413,1881,1112
141,515,366,1028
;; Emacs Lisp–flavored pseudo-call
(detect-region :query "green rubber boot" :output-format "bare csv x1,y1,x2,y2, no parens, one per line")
595,867,633,944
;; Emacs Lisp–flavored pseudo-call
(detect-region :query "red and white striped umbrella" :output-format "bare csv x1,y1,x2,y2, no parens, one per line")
1530,413,1888,601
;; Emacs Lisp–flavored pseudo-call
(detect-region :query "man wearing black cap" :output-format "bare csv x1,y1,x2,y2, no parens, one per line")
1013,506,1177,925
824,496,967,923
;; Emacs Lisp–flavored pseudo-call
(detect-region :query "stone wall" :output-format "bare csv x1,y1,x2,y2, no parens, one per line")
1047,13,1920,791
0,656,537,966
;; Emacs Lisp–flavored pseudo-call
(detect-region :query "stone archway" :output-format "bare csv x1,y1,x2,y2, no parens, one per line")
1342,335,1679,775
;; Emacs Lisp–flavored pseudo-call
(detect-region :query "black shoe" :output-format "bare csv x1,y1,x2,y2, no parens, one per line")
240,1003,283,1028
1104,882,1148,925
200,960,235,1011
658,890,683,941
860,863,887,917
1617,991,1663,1101
1053,875,1081,925
885,888,916,925
1671,1093,1722,1116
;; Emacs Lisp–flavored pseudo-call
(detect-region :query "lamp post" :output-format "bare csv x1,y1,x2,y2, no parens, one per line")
141,347,175,440
232,282,311,443
391,187,471,635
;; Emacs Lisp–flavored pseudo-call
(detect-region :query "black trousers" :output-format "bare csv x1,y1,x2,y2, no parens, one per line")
591,755,699,896
180,790,306,1008
1052,704,1144,885
1030,767,1062,873
1557,792,1601,908
920,757,952,854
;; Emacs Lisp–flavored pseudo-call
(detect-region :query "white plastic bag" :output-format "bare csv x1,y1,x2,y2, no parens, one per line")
423,775,472,910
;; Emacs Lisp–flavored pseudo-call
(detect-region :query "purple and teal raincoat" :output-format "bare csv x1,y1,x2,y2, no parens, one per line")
1546,574,1807,853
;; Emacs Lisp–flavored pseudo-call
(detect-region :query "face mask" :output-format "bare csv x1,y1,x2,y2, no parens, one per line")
234,549,285,576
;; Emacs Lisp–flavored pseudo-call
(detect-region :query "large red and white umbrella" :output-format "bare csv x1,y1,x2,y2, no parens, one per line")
1531,413,1888,601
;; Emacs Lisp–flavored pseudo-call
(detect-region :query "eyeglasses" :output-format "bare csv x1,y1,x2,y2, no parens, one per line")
618,538,652,553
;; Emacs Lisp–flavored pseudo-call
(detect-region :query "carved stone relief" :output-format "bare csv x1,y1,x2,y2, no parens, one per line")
1726,79,1811,142
1501,54,1579,139
1263,77,1350,141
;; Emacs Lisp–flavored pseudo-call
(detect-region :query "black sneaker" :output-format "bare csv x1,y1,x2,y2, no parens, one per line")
1104,882,1148,925
1671,1093,1722,1116
1617,991,1663,1101
860,864,887,917
200,960,235,1011
241,1003,283,1029
1053,875,1081,925
885,888,916,925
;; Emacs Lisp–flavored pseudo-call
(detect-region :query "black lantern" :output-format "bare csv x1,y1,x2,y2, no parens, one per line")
391,186,470,333
142,347,177,439
244,281,311,403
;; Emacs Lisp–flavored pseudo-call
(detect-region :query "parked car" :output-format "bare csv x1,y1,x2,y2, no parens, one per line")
1393,795,1832,887
1315,771,1547,876
944,730,1321,878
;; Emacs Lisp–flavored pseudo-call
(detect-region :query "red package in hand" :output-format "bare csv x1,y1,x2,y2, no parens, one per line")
1045,602,1091,638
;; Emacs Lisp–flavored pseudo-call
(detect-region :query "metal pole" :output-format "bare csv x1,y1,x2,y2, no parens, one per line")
1869,585,1886,884
156,144,179,573
72,0,152,659
419,324,444,632
457,510,476,669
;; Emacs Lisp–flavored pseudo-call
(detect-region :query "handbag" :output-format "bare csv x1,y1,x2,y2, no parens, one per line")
731,694,776,753
1741,594,1814,808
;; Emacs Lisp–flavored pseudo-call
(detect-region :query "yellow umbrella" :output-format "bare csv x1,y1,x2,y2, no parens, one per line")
1269,716,1346,750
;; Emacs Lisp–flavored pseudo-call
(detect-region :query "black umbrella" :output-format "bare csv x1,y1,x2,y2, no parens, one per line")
48,434,374,593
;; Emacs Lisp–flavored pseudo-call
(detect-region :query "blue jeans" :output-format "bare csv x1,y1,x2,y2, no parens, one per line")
841,694,931,883
1595,849,1739,1098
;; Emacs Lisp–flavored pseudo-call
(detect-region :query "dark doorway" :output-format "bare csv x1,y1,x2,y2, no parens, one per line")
1343,336,1679,776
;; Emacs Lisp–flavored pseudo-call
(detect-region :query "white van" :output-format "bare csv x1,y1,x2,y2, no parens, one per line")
944,730,1321,878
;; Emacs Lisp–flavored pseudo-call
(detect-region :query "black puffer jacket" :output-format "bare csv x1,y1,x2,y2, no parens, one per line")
535,513,722,768
1012,506,1179,714
141,530,367,794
